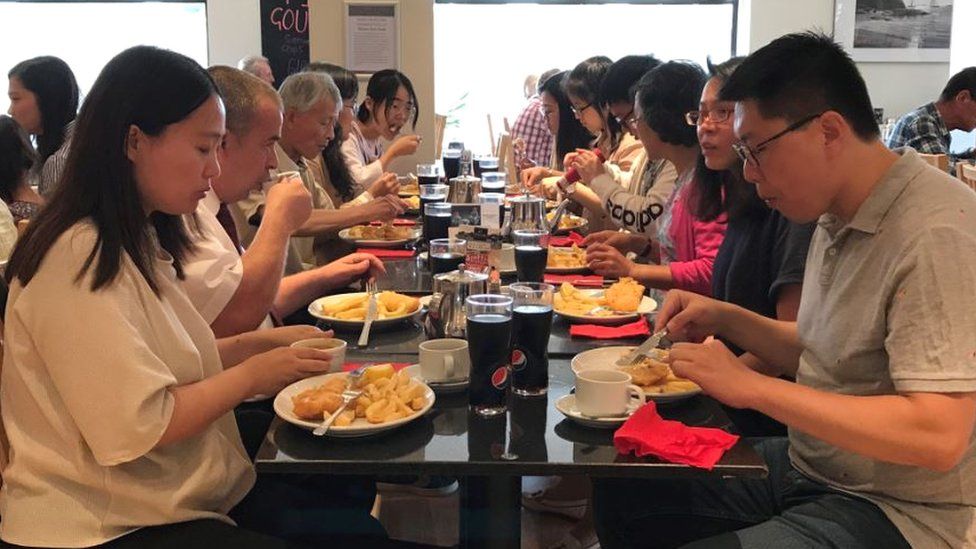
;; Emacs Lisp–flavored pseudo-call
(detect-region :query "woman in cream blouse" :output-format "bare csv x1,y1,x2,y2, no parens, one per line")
0,46,390,547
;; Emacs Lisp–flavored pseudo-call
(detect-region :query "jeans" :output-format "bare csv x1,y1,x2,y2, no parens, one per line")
592,438,910,549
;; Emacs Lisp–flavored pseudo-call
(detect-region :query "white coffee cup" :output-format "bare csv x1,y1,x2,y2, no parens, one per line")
419,338,470,382
290,338,347,373
575,369,646,417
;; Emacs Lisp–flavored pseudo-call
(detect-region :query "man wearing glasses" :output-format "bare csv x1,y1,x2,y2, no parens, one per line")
594,32,976,548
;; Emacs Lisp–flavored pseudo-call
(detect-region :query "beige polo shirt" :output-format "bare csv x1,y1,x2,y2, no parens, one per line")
792,148,976,548
0,222,254,546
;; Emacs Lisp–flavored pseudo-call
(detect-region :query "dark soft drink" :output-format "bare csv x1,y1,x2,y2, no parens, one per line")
467,313,511,416
515,245,548,283
430,252,464,275
443,155,461,180
511,304,552,396
424,211,451,244
418,175,439,186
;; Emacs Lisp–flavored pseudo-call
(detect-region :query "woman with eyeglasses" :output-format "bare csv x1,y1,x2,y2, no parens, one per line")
585,61,726,297
341,69,421,193
533,71,594,172
687,57,816,435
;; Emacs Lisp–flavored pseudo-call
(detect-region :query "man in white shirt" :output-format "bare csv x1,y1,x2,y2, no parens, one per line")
182,66,384,338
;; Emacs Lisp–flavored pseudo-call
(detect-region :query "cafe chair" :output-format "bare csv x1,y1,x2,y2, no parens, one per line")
918,153,949,172
487,113,496,155
958,163,976,193
433,114,447,159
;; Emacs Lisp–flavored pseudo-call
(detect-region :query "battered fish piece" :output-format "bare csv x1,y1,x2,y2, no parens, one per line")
604,277,644,312
292,385,344,420
622,357,669,386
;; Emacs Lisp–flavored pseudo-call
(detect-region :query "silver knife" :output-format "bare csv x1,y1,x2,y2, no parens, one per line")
616,328,670,367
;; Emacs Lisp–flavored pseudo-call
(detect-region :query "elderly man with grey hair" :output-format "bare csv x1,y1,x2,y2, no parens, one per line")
237,54,275,85
232,70,407,275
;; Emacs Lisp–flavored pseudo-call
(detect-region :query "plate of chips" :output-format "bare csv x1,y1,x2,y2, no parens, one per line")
553,278,656,325
339,224,421,248
546,212,588,235
274,364,435,437
309,291,422,329
546,245,589,274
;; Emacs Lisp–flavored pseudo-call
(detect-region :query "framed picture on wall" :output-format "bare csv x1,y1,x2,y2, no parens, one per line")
834,0,953,62
344,1,400,74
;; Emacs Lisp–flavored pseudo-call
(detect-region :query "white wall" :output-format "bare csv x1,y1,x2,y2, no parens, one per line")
207,0,261,68
743,0,949,119
309,0,436,175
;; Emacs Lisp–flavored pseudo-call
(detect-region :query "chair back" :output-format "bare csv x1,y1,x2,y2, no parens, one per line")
959,163,976,193
918,153,949,172
433,114,447,160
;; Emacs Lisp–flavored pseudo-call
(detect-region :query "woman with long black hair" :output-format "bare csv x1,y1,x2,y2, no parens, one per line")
0,46,394,547
6,56,79,196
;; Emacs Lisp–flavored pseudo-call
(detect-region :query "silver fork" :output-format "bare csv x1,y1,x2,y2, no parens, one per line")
312,366,367,437
358,279,378,348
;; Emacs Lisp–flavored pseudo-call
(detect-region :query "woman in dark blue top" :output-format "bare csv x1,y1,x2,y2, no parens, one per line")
689,57,815,435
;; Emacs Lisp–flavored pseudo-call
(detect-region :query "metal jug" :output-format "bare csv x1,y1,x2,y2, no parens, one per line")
446,175,482,204
424,268,488,339
508,194,547,232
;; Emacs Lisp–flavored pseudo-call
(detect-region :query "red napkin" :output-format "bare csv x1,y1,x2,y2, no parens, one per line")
357,248,416,258
549,231,586,247
342,362,412,372
369,218,416,226
545,274,604,287
570,318,650,339
614,402,739,470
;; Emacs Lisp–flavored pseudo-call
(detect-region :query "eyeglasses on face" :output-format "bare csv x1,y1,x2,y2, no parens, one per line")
388,98,416,116
570,101,592,117
538,107,555,119
614,109,638,129
732,112,825,168
685,108,734,127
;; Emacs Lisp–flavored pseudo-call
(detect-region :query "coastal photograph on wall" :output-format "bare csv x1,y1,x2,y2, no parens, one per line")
834,0,953,62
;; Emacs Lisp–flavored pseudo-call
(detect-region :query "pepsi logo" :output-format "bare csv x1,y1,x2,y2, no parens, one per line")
511,349,527,371
491,366,509,389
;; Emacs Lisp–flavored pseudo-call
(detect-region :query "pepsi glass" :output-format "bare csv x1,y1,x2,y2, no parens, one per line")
513,229,549,283
466,294,513,417
509,283,554,396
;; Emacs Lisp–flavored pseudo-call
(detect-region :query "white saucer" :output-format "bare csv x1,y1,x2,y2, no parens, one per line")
404,364,468,393
555,394,643,429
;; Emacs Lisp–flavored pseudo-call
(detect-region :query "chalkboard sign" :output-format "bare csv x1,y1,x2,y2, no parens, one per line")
260,0,310,81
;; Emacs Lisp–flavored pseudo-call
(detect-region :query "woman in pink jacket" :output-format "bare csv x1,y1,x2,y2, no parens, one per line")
585,61,726,295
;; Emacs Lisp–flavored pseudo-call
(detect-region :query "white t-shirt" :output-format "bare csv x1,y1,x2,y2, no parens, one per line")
0,221,255,546
340,122,384,193
182,191,274,329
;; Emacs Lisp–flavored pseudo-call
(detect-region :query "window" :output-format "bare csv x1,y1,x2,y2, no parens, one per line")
0,1,207,114
434,1,735,153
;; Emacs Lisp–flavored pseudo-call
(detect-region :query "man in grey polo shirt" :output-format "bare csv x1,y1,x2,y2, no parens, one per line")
593,33,976,548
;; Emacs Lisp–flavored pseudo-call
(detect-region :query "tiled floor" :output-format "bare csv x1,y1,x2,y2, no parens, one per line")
378,487,594,548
